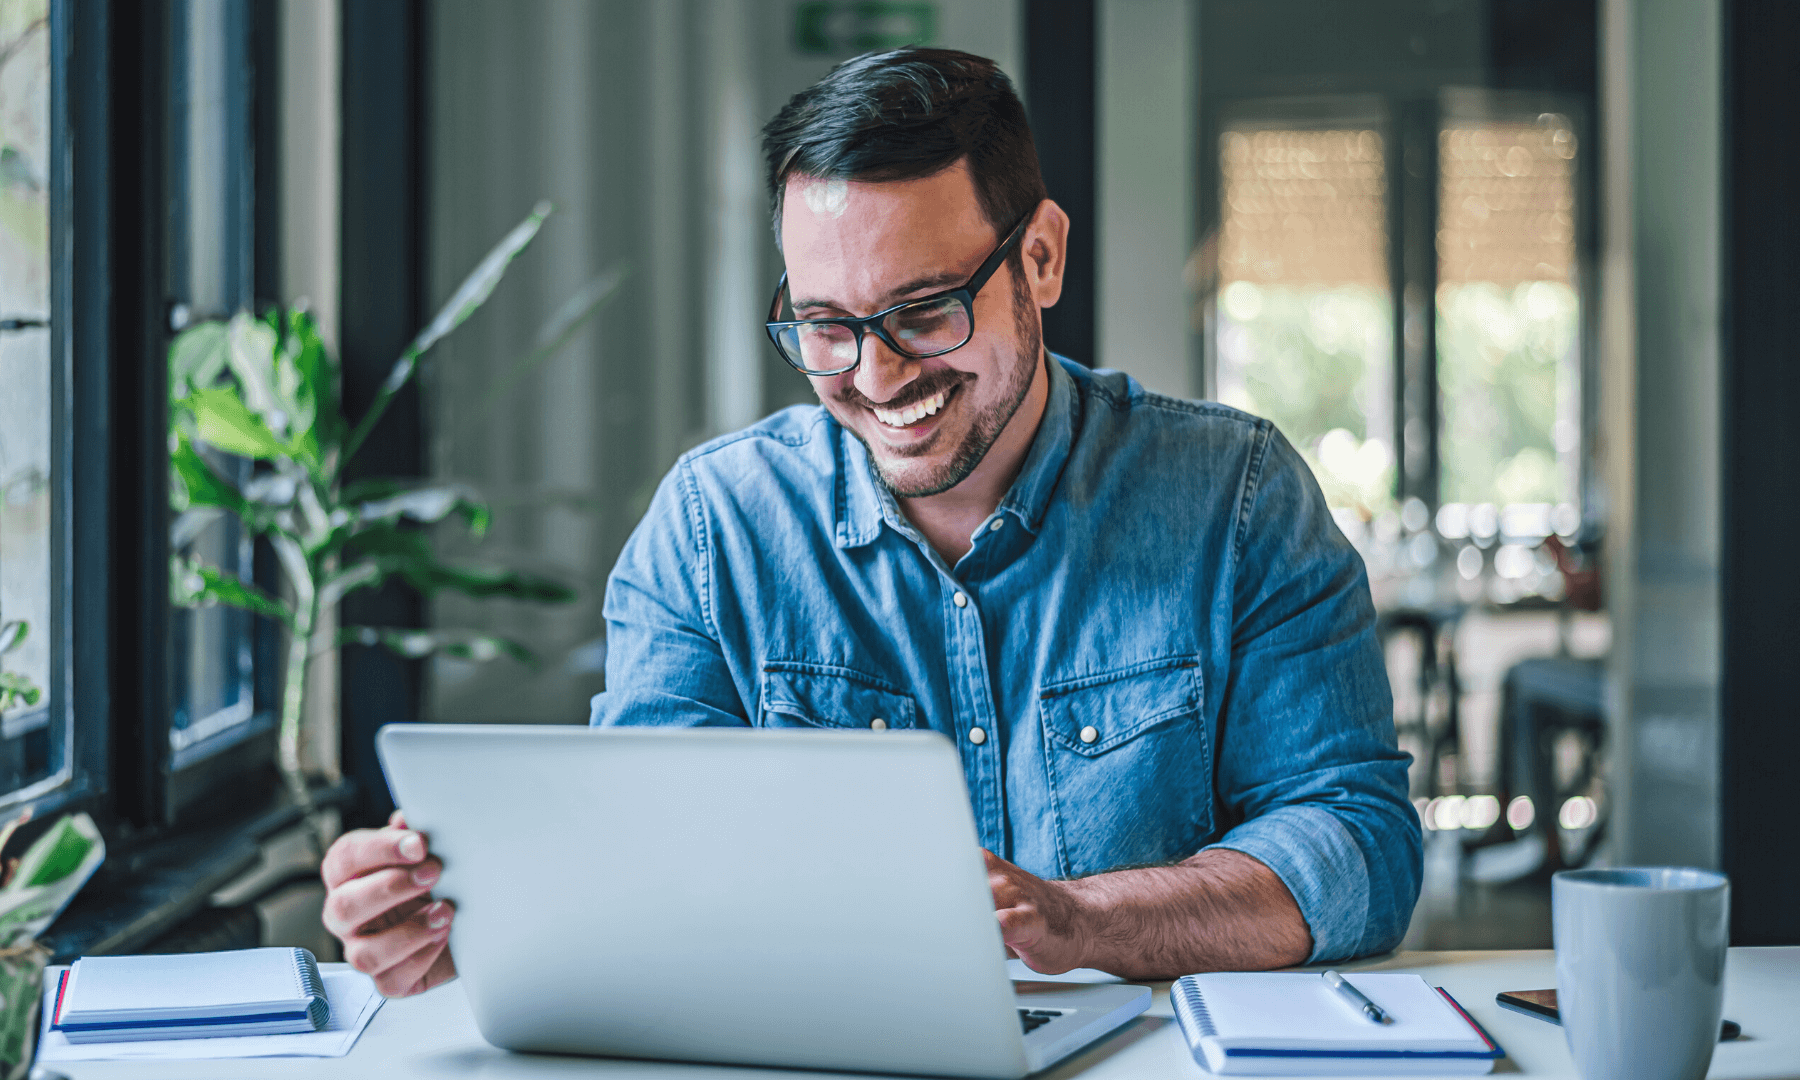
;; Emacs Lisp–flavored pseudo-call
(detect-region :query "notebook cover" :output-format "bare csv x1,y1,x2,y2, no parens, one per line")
54,948,329,1036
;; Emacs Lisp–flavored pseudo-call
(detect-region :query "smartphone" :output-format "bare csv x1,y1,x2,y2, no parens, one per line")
1496,990,1740,1041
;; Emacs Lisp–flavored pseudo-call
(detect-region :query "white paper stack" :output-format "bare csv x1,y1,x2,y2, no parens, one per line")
37,963,384,1062
1170,971,1504,1075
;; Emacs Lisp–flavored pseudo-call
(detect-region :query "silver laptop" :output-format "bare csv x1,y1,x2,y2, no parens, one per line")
377,724,1151,1078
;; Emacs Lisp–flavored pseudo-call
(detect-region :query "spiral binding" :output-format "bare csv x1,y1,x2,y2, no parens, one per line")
293,947,332,1030
1172,976,1216,1040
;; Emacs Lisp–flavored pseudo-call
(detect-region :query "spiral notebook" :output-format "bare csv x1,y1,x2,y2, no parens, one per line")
1170,972,1503,1076
51,947,330,1043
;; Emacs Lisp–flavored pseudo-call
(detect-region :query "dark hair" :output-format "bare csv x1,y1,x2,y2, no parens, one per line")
761,48,1047,249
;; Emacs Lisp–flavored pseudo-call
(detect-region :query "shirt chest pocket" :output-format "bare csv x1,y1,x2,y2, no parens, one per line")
1039,657,1212,877
759,662,920,732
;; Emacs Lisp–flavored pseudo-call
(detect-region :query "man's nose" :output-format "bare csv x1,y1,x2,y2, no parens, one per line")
852,330,916,404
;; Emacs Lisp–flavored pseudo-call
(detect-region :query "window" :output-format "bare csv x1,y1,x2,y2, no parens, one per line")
1214,119,1396,520
166,0,266,764
1205,92,1590,587
0,0,63,805
1434,111,1582,544
0,0,283,832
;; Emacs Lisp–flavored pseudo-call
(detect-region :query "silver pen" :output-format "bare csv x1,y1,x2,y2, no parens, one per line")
1322,970,1392,1024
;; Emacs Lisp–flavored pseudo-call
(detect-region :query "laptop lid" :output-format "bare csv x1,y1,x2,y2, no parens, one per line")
377,724,1032,1078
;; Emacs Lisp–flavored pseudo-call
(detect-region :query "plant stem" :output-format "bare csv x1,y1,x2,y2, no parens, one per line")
278,598,320,851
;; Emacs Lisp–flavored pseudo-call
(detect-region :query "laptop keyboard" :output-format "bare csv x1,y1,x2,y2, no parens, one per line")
1019,1009,1064,1034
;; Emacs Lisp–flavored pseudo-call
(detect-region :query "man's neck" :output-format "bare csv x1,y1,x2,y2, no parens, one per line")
898,353,1051,566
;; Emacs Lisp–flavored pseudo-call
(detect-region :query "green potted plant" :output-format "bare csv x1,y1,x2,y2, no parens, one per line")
167,202,618,826
0,618,36,716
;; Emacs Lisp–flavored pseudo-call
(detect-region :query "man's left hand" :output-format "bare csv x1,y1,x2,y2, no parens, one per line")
984,849,1091,974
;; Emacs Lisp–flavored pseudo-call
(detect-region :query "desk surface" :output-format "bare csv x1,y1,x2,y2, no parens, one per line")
45,948,1800,1080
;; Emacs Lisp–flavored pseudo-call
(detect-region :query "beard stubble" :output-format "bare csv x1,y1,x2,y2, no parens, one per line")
836,263,1044,500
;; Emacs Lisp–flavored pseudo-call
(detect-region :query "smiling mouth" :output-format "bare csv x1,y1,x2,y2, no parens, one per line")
871,385,954,429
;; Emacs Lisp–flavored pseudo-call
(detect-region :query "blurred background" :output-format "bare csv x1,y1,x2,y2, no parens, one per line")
0,0,1793,961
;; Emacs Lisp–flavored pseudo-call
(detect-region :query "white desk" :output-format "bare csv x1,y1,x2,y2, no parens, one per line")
45,949,1800,1080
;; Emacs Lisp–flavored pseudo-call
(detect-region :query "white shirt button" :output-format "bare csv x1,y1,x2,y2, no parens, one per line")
988,519,1005,533
968,726,987,745
870,718,887,731
952,591,969,608
1079,725,1099,744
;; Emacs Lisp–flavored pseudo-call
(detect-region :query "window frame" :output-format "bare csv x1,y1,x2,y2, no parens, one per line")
7,0,286,837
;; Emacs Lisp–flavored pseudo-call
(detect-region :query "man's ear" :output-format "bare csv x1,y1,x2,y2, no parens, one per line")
1021,200,1070,310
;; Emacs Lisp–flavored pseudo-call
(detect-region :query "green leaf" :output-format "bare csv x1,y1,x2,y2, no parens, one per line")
171,555,296,629
0,672,40,712
287,308,340,449
23,815,97,887
338,626,538,666
401,562,576,603
339,527,575,602
183,385,290,460
169,431,249,514
0,620,24,656
413,200,555,359
342,524,434,561
318,560,384,608
226,313,285,431
170,507,226,550
168,322,230,399
344,480,491,536
340,201,555,471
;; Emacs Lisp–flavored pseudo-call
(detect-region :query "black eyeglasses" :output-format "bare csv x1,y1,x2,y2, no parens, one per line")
764,208,1035,376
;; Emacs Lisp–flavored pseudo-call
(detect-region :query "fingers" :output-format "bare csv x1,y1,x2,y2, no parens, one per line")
322,859,443,939
986,853,1027,911
996,901,1043,948
344,900,454,989
383,942,459,999
321,825,428,890
388,809,408,830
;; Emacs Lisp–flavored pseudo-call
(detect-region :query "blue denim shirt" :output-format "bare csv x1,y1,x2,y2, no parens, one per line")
590,355,1420,962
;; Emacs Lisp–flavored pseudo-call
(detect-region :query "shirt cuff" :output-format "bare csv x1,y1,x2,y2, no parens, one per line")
1205,804,1374,964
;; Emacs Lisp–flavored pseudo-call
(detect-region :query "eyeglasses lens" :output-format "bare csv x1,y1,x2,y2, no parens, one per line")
884,297,970,356
779,322,861,373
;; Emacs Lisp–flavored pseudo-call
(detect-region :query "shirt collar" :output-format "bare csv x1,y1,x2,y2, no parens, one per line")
997,353,1078,534
834,353,1080,548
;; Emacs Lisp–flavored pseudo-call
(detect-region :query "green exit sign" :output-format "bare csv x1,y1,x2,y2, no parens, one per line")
794,2,937,54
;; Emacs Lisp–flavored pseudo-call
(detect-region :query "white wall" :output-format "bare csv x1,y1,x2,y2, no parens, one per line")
281,0,340,780
1096,0,1198,398
1600,0,1722,868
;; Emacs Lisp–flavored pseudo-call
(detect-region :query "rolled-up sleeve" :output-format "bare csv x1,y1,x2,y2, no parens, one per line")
1204,425,1421,963
589,460,748,729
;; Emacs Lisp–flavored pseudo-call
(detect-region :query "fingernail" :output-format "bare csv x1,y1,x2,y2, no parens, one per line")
398,833,424,861
427,902,451,929
412,865,439,887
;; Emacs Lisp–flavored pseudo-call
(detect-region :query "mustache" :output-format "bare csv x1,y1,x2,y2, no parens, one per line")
833,369,970,413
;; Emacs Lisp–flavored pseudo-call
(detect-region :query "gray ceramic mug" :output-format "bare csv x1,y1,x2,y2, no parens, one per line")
1552,867,1729,1080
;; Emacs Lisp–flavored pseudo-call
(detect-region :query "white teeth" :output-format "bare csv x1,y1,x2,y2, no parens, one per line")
873,388,948,428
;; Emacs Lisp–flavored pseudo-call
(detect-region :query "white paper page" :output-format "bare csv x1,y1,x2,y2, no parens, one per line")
1190,972,1485,1051
64,948,308,1018
37,966,384,1061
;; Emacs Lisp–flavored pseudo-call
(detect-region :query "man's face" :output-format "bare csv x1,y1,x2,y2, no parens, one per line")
778,165,1044,498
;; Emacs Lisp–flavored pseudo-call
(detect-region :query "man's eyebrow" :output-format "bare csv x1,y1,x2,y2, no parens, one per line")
790,270,968,313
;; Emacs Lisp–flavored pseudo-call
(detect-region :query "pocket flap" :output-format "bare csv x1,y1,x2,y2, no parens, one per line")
1039,658,1201,756
761,663,919,730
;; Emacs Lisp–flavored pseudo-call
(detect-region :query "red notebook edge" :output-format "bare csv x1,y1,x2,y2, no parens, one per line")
51,968,69,1028
1435,985,1506,1058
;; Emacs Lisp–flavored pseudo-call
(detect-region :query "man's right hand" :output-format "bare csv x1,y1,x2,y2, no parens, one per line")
321,810,457,997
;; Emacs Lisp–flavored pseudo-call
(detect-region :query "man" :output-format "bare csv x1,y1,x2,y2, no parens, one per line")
321,48,1420,998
